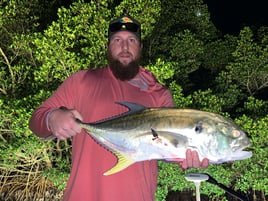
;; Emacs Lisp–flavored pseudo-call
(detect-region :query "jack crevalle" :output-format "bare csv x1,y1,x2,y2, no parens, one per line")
77,102,252,175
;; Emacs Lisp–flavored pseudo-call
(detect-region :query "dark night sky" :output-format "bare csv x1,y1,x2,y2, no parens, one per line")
205,0,268,35
62,1,268,35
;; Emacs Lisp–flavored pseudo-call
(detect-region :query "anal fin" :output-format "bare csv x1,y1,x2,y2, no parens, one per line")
104,152,135,176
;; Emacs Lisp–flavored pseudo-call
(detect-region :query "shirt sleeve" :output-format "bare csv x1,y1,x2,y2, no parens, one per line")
28,71,85,138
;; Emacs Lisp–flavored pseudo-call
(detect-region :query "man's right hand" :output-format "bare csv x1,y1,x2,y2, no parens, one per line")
47,107,83,140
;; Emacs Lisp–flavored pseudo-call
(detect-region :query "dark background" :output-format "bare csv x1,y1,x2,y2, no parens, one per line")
205,0,268,35
60,1,268,35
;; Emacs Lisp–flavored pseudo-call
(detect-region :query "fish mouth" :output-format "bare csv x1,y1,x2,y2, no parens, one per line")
211,145,252,164
231,146,253,161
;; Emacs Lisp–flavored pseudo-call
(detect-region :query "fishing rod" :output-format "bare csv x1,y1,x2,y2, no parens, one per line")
185,173,249,201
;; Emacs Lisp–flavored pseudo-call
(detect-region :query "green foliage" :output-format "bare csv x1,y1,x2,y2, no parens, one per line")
169,81,193,108
233,114,268,195
156,162,232,201
0,0,40,35
0,34,36,97
190,89,225,113
215,71,245,112
0,96,71,199
144,0,218,62
114,0,161,40
170,30,204,84
226,27,268,96
33,1,111,89
156,162,187,201
202,34,237,74
146,58,175,85
0,0,43,98
44,168,69,191
242,96,268,118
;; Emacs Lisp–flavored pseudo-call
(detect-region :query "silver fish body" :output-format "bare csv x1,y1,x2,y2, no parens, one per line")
78,102,252,175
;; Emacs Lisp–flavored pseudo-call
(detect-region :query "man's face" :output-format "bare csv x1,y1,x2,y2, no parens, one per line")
107,31,142,81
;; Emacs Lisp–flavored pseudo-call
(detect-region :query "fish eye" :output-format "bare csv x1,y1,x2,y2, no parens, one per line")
195,122,203,134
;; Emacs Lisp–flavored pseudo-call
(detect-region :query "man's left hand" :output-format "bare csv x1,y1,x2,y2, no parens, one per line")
178,149,209,170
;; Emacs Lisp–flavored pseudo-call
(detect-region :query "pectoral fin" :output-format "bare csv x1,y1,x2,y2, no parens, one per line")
104,152,135,176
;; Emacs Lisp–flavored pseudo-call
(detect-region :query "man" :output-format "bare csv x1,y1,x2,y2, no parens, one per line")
29,14,208,201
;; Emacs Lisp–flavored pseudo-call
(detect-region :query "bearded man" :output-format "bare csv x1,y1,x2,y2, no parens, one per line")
29,14,208,201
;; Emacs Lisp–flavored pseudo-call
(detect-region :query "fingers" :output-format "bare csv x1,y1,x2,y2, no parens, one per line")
193,152,201,168
48,108,83,140
70,109,83,122
54,125,78,140
179,149,209,170
179,160,188,170
185,149,193,168
186,149,200,168
201,158,209,169
69,109,83,134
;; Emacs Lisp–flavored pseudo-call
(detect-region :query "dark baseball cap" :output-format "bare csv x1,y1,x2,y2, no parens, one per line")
108,14,141,40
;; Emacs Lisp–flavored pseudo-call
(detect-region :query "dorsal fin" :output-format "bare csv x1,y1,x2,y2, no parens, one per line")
115,101,147,115
92,102,147,124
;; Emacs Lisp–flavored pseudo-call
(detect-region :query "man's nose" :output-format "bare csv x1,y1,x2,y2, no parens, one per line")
121,40,129,50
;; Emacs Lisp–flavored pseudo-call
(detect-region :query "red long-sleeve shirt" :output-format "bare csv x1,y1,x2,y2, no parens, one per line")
29,66,174,201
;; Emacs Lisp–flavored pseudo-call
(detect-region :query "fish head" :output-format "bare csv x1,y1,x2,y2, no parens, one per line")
187,113,252,163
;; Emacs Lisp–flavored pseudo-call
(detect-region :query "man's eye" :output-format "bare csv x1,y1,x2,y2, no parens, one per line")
129,38,137,43
112,38,121,43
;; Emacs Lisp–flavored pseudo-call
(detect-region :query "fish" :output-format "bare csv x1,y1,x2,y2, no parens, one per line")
76,102,252,175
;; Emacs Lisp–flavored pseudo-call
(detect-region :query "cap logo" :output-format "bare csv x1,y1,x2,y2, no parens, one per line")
120,17,133,23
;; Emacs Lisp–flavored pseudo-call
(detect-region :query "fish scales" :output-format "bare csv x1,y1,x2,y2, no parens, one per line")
89,108,219,131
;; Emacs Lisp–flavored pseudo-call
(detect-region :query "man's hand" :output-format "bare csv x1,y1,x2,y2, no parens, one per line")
178,149,209,170
48,107,83,140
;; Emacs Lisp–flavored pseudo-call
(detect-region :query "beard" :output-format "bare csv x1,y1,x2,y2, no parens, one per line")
107,49,141,81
